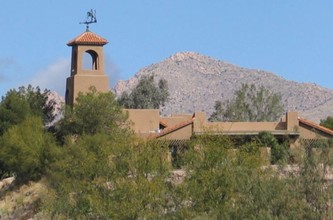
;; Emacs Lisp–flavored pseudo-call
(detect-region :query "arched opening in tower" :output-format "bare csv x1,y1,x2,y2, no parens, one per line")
83,50,99,70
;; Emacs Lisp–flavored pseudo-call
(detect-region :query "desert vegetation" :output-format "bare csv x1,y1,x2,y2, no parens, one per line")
0,85,333,219
118,75,169,109
209,83,284,122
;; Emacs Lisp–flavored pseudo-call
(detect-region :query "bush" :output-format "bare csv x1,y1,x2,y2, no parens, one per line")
0,85,57,135
257,131,289,164
54,87,128,142
0,117,59,183
44,134,171,219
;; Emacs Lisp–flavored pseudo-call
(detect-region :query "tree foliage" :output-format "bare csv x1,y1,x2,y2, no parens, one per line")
320,116,333,130
257,131,289,164
171,135,333,219
175,135,271,218
118,75,169,109
3,84,333,219
209,83,284,122
55,87,128,140
0,85,57,135
0,116,59,183
44,134,171,219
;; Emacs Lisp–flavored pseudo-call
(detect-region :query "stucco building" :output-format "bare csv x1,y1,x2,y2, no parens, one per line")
65,31,109,107
65,30,333,148
126,110,333,148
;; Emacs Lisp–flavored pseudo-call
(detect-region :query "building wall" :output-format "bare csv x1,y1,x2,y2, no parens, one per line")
67,75,109,103
194,112,299,134
203,121,282,133
161,115,192,127
298,123,333,139
191,111,332,149
71,45,106,76
66,44,109,106
158,124,193,140
286,112,299,131
125,109,160,136
125,109,332,147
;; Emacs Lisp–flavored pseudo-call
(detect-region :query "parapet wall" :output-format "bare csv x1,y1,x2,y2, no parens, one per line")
193,111,291,134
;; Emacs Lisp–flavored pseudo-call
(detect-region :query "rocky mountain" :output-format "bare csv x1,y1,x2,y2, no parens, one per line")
47,91,64,125
114,52,333,123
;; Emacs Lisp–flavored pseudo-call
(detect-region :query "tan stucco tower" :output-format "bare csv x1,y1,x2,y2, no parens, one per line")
65,31,109,106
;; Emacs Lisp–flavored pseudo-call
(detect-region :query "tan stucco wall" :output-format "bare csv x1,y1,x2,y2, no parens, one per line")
169,114,193,119
162,115,192,127
286,112,299,131
193,112,207,133
193,112,293,134
70,45,106,75
158,124,193,140
67,74,109,104
203,121,282,133
298,124,333,139
125,109,160,135
126,108,333,146
66,44,109,106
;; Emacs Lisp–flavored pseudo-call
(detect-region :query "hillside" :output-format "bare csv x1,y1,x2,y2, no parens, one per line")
114,52,333,122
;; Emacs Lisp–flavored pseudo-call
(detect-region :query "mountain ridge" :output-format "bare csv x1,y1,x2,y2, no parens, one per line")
114,51,333,123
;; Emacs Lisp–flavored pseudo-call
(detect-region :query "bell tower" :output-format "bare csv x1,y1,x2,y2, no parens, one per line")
65,30,109,107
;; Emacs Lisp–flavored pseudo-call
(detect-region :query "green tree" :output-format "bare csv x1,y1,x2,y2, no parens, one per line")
118,75,169,109
44,134,171,219
44,86,174,218
305,140,333,217
0,85,57,135
174,135,317,219
209,100,224,122
55,87,128,140
257,131,289,164
175,135,265,219
209,83,284,122
0,116,59,183
320,116,333,130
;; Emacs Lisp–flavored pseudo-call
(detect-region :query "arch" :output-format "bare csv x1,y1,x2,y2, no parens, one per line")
83,50,99,70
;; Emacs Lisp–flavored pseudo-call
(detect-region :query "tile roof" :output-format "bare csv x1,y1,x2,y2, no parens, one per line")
299,117,333,136
159,119,168,128
67,31,108,46
150,118,194,139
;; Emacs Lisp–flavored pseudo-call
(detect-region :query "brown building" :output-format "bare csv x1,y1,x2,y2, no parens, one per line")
126,110,333,148
65,30,110,107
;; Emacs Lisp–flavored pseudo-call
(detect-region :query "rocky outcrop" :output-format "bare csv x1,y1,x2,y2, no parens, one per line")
114,52,333,122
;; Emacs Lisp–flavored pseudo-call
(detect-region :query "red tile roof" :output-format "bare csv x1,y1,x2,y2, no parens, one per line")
159,119,168,128
299,117,333,136
67,31,108,46
150,118,194,139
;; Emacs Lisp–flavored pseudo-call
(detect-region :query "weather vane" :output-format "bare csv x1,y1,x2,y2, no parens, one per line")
80,9,97,31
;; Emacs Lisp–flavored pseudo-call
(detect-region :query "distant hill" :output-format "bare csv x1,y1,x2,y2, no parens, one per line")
114,52,333,123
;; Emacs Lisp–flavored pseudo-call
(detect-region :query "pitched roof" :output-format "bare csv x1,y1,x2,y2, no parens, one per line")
67,31,108,46
159,119,168,128
299,117,333,136
150,118,194,139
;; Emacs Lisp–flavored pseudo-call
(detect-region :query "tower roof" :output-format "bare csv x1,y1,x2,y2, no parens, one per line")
67,31,108,46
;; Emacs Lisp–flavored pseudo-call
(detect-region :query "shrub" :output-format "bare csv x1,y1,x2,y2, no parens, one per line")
0,117,59,183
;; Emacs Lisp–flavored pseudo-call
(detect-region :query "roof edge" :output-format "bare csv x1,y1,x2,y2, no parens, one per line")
67,31,108,46
150,118,194,139
299,117,333,136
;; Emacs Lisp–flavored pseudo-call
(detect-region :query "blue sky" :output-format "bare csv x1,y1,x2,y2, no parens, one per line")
1,1,333,97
